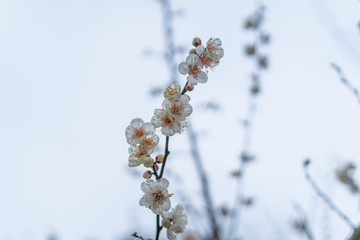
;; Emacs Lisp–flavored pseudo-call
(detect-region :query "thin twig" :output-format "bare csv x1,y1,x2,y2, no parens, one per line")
293,204,315,240
331,62,360,104
155,214,162,240
303,159,356,230
157,0,179,84
187,122,221,240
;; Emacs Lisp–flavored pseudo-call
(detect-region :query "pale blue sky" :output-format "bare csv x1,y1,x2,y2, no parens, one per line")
0,0,360,239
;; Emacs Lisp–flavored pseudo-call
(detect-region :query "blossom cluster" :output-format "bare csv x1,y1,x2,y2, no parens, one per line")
179,37,224,90
126,118,159,168
126,37,223,240
152,83,192,136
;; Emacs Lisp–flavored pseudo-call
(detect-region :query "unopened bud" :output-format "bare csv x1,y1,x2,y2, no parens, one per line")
189,48,196,54
185,84,194,92
143,157,154,168
156,154,164,163
192,37,202,47
143,171,152,179
161,218,171,228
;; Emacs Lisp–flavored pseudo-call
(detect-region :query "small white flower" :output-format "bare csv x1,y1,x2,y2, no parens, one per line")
161,204,188,240
178,54,208,86
128,144,153,167
141,133,159,150
163,94,192,119
139,178,172,215
195,38,224,69
151,109,187,136
126,118,155,145
206,38,224,62
164,83,181,101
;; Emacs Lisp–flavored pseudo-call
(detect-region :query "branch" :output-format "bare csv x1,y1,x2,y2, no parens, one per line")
331,62,360,105
349,226,360,240
187,122,221,240
303,159,356,230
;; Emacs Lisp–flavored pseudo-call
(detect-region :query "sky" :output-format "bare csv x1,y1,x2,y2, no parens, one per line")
0,0,360,239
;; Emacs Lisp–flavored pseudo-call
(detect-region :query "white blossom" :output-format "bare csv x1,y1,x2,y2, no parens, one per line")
163,94,192,119
141,133,159,150
139,178,172,215
128,144,153,167
178,54,208,86
195,38,224,69
164,83,181,101
151,109,187,136
126,118,155,145
161,204,188,240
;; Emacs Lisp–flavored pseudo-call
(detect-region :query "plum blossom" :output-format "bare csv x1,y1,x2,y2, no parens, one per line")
126,118,155,145
161,204,188,240
128,144,153,167
139,178,172,215
141,133,159,150
151,109,187,136
195,38,224,69
163,94,192,119
178,54,208,86
164,83,181,101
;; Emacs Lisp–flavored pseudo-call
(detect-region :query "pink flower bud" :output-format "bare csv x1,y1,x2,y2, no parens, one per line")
143,171,153,179
192,37,202,47
185,85,194,92
154,163,159,171
155,154,164,163
144,157,154,168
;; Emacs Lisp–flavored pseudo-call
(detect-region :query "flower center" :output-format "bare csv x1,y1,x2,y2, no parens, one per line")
169,103,182,115
152,192,164,201
162,116,172,126
144,138,153,146
134,128,145,138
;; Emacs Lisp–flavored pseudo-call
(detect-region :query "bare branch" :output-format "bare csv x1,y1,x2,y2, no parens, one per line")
331,62,360,105
303,159,356,230
187,122,221,240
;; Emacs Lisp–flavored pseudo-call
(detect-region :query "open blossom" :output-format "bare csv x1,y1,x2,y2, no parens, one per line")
128,144,154,167
163,94,192,119
151,109,187,136
164,83,181,101
139,178,172,215
178,54,208,86
141,133,159,150
161,204,188,240
195,38,224,69
126,118,155,145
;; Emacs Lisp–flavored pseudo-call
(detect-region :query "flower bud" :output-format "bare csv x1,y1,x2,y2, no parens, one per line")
192,37,202,47
143,157,154,168
155,154,164,163
161,218,171,228
189,48,196,54
143,170,153,179
185,84,194,92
